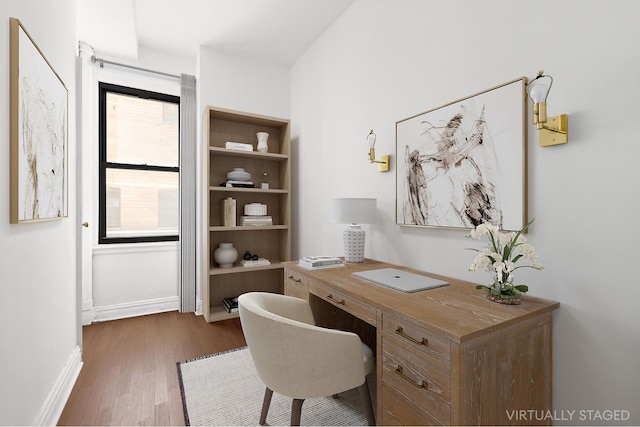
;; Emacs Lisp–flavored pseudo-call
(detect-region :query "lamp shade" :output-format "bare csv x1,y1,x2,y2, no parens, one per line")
332,198,376,224
527,74,553,103
365,130,376,149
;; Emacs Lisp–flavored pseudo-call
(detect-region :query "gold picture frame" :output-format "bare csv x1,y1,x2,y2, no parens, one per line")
395,77,528,231
10,17,69,223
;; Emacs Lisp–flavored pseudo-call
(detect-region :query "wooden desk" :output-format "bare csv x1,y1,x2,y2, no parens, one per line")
284,259,559,426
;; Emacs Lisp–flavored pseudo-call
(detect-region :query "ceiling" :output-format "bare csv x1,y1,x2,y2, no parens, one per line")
78,0,355,66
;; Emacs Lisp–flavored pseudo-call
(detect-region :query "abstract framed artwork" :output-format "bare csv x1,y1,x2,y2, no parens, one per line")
396,77,528,231
9,17,68,223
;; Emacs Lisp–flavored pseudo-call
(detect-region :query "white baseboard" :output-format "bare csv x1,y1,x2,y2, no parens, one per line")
82,298,94,325
92,296,179,323
34,345,83,426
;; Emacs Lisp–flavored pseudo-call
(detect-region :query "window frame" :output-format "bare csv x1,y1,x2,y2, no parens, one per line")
98,82,180,244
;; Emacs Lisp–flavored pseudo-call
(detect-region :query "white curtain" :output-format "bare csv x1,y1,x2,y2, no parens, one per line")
179,74,197,312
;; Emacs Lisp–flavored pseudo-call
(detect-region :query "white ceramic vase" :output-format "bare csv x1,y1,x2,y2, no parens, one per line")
227,167,251,182
214,242,238,268
256,132,269,153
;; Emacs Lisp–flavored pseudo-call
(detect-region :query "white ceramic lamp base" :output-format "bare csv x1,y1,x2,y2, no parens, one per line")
343,224,366,263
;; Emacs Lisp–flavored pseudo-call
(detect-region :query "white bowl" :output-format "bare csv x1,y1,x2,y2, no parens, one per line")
227,168,251,182
244,203,267,216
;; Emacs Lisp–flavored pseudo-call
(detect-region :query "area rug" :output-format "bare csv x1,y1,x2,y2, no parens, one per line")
177,347,375,426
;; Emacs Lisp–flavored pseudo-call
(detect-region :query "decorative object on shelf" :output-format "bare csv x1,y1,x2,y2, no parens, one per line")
240,216,272,226
396,77,527,231
227,167,251,182
244,202,267,216
256,132,269,153
221,197,236,227
364,130,390,172
332,198,376,263
224,167,254,188
214,242,238,268
225,141,253,151
240,257,271,267
223,296,239,313
10,18,69,223
465,220,543,304
526,70,568,147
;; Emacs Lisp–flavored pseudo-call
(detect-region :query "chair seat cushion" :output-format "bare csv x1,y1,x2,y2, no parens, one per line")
361,342,374,375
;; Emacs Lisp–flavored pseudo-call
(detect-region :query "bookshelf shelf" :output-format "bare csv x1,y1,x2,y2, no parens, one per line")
209,225,289,232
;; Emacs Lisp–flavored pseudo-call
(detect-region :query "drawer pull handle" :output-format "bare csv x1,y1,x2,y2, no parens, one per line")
287,275,302,283
395,365,428,389
395,326,428,346
327,294,345,305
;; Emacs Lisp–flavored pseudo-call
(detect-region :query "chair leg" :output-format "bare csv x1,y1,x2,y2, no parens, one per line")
290,398,305,426
358,378,376,426
259,387,273,426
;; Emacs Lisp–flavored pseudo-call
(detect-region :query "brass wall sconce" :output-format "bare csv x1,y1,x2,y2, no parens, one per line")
527,70,568,147
365,130,390,172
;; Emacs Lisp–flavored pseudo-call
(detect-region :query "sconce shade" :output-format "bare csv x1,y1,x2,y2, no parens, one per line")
366,130,376,149
332,198,376,224
527,72,553,103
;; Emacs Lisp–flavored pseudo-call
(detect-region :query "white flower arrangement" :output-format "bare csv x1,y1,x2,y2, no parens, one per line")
466,220,543,303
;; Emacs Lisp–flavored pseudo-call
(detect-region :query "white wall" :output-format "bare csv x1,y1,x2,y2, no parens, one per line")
291,0,640,424
197,47,291,119
0,1,80,425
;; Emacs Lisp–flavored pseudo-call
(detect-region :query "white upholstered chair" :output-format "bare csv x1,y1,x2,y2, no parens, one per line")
238,292,376,426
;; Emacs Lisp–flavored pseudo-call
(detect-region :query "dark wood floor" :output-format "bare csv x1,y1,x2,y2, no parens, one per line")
58,311,246,426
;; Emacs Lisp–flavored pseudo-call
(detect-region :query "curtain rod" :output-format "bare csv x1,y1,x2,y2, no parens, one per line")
90,55,180,79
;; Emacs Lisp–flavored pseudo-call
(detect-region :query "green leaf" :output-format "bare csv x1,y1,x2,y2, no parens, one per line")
515,285,529,293
476,285,490,291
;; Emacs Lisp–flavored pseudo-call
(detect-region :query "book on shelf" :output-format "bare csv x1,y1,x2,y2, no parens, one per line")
221,181,255,188
223,296,239,313
299,256,344,269
225,141,253,151
240,258,271,267
240,215,273,226
221,197,236,227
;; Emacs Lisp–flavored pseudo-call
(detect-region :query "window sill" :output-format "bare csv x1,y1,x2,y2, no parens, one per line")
93,240,179,256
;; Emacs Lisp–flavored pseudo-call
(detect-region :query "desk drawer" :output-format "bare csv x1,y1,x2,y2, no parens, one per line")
382,312,450,365
381,335,451,424
284,269,310,301
308,281,376,325
381,381,445,426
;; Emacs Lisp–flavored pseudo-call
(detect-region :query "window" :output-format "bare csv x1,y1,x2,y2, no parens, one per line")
98,83,180,244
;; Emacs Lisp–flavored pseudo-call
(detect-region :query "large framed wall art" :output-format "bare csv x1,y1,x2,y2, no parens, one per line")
396,77,528,231
9,17,69,223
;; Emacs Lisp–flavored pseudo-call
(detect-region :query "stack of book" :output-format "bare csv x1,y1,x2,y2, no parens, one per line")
298,256,344,269
240,216,273,226
222,180,255,188
221,197,236,226
225,141,253,151
240,258,271,267
223,296,239,313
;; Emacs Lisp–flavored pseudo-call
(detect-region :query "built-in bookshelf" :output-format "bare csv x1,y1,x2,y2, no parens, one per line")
203,106,290,322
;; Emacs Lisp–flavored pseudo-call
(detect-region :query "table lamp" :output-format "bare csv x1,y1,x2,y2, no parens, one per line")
332,198,376,263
